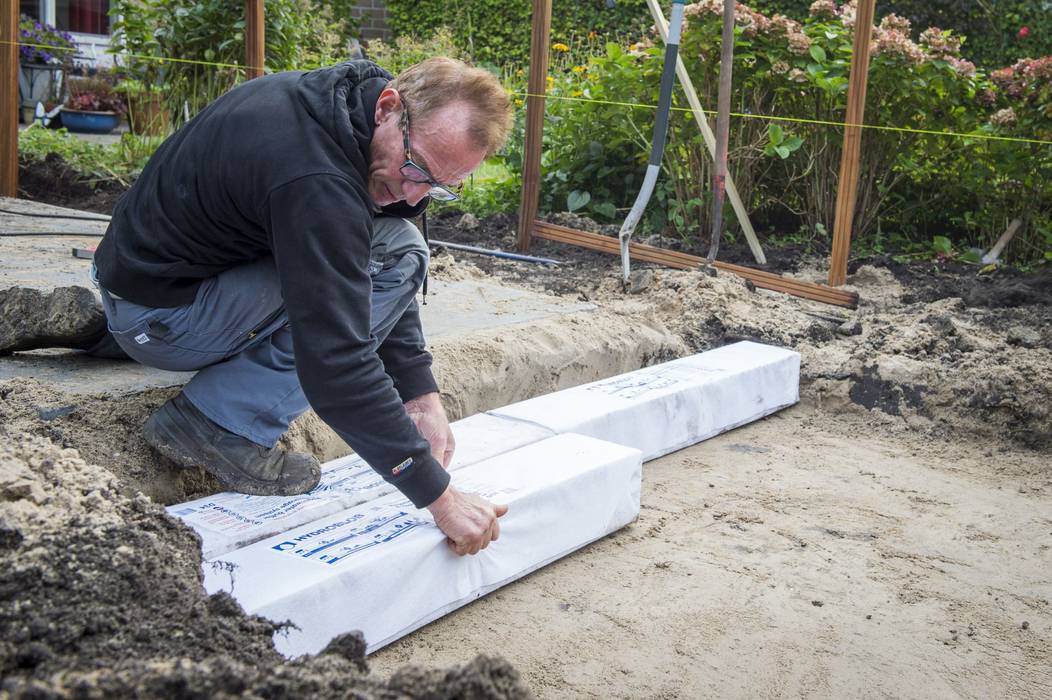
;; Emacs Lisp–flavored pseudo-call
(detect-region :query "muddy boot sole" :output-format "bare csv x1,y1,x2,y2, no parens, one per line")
0,286,106,355
143,397,321,497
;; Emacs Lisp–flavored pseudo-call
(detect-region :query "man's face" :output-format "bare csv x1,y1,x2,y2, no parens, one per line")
368,88,487,207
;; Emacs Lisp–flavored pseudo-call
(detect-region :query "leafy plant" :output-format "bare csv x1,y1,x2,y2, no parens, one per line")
18,128,159,186
108,0,358,129
367,27,463,76
65,75,127,114
17,15,77,66
385,0,650,68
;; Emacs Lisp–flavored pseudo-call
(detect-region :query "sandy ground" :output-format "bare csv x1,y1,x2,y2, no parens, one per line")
371,403,1052,699
3,208,1051,697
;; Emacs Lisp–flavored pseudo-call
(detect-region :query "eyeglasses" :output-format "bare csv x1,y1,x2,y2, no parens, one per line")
399,104,461,202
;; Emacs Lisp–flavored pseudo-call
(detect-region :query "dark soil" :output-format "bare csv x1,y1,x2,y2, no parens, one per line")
0,431,530,699
18,154,125,215
851,255,1052,309
432,210,1052,317
426,210,808,297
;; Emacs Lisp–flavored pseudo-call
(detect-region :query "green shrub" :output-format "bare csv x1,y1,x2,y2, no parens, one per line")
18,128,159,186
535,1,1051,264
367,27,463,76
754,0,1052,68
109,0,357,128
385,0,650,68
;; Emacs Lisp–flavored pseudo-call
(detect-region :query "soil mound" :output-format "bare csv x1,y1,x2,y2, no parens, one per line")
18,153,124,215
0,431,530,699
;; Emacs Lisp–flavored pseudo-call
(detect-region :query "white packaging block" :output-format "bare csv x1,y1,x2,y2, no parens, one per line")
488,341,799,461
168,413,554,560
203,433,642,657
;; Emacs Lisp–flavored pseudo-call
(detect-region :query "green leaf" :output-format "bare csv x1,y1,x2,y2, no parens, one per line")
775,145,791,159
592,201,617,220
567,190,591,212
767,123,784,145
810,45,827,63
783,136,803,151
958,249,982,264
932,236,953,255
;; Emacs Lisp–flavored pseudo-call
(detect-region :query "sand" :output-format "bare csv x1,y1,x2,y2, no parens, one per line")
2,223,1050,697
369,403,1052,698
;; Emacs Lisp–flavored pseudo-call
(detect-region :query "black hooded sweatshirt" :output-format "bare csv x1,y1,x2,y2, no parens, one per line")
94,61,450,508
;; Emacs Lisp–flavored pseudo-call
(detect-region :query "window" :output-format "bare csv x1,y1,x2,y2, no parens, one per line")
56,1,110,35
19,1,111,35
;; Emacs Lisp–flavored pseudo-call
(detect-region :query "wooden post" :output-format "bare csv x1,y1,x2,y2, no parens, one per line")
1,0,18,197
516,0,552,253
245,0,265,80
708,0,735,262
828,0,875,287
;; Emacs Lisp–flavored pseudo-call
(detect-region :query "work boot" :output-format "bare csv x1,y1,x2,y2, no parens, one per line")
0,286,108,355
144,393,321,496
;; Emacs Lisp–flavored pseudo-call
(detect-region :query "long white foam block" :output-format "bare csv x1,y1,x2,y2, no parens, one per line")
488,341,799,461
168,413,555,560
203,433,642,657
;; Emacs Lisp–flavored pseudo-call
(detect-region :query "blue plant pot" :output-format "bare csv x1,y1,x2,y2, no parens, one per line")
61,109,120,134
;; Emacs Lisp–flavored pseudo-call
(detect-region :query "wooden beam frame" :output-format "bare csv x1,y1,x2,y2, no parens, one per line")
828,0,875,287
516,0,552,253
535,221,858,308
2,0,18,197
245,0,265,80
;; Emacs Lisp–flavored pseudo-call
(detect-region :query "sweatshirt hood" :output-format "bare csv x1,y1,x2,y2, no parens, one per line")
297,60,392,181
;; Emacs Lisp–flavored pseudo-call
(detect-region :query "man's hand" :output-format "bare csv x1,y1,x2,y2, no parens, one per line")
405,392,455,469
428,486,508,556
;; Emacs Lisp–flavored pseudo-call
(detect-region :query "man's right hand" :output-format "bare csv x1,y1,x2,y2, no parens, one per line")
427,485,508,556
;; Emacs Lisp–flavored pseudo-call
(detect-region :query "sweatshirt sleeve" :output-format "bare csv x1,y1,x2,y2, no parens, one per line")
264,174,449,508
377,299,439,402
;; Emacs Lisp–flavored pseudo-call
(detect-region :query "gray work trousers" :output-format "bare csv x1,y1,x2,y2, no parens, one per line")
97,216,428,447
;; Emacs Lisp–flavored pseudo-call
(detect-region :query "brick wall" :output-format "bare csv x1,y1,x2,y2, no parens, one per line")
351,0,391,40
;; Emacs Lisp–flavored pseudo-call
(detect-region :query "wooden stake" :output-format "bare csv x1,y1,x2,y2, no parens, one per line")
708,0,735,261
516,0,552,253
245,0,265,80
828,0,875,287
646,0,766,265
982,218,1022,265
1,0,18,197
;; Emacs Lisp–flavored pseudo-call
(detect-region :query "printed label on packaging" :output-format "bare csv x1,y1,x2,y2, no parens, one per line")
270,506,430,566
585,364,721,400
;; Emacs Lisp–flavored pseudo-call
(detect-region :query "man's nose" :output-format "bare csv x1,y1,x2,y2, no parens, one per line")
404,180,431,206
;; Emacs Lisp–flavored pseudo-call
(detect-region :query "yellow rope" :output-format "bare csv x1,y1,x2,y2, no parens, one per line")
3,40,254,70
512,91,1052,147
7,39,1049,146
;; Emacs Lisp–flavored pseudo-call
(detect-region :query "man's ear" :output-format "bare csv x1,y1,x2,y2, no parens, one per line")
375,87,403,126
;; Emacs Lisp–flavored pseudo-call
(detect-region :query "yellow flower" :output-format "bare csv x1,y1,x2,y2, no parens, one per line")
588,31,597,40
572,65,585,73
514,98,524,106
552,42,570,52
546,75,554,90
571,90,583,97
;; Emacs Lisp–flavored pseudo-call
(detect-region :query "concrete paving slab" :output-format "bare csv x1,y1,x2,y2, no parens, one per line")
1,198,595,395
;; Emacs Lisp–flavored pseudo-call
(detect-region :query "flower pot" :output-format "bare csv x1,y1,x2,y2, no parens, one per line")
61,109,121,134
19,63,63,111
126,92,170,136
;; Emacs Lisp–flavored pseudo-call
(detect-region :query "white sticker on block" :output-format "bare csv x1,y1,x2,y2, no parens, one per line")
168,412,554,560
488,341,800,461
203,433,642,657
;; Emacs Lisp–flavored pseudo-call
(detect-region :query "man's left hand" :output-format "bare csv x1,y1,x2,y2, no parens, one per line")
405,392,455,469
